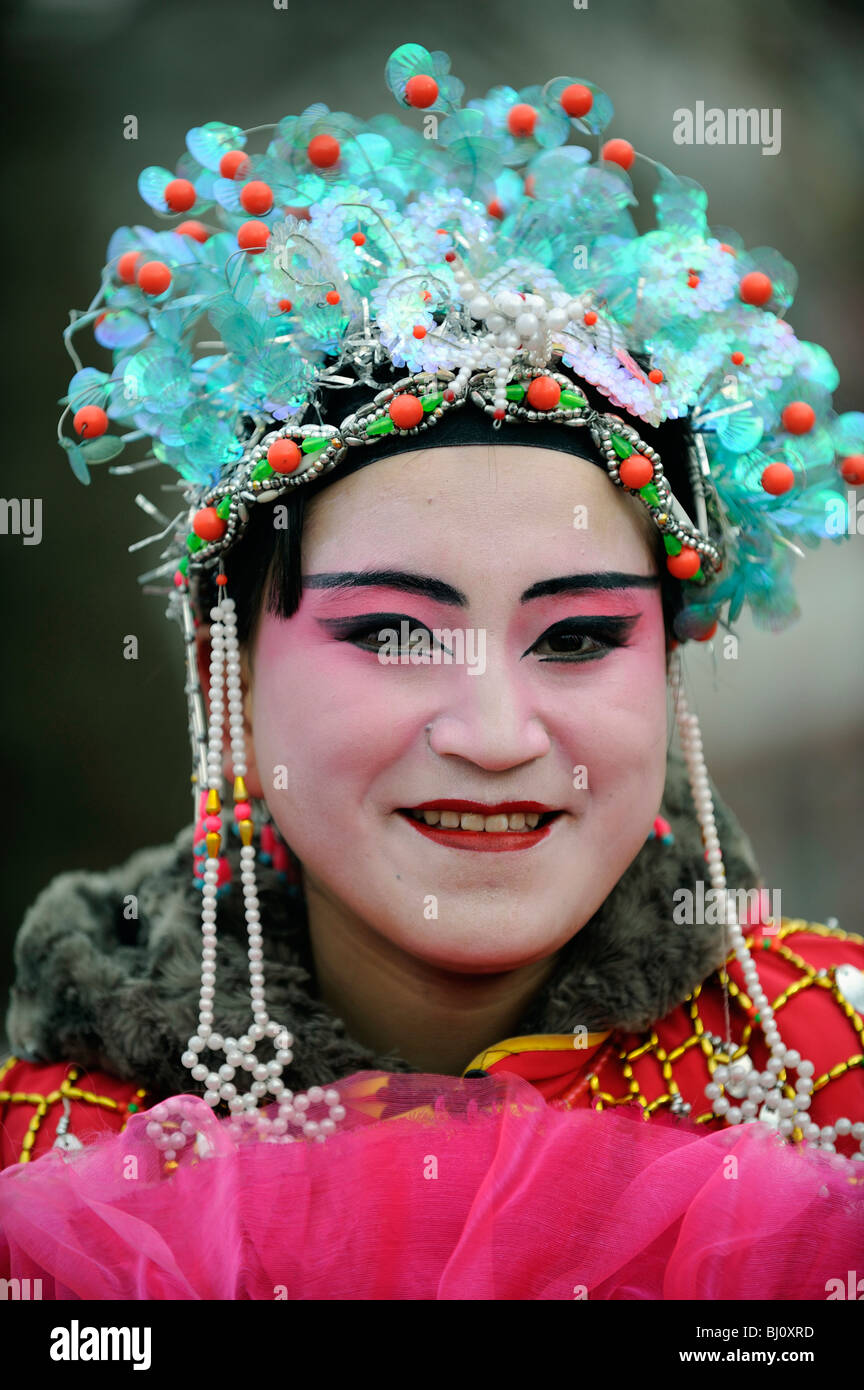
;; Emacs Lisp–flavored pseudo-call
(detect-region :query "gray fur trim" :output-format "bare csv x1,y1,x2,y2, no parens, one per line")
5,752,760,1100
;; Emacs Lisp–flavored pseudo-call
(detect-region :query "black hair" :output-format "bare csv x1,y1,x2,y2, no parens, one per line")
201,375,696,653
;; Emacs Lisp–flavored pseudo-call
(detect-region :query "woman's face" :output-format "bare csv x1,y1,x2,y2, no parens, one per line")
244,444,669,972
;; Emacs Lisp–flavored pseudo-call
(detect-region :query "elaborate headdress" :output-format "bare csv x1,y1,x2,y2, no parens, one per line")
57,44,862,1158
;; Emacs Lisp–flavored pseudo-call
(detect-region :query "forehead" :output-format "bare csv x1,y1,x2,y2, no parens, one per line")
302,444,658,574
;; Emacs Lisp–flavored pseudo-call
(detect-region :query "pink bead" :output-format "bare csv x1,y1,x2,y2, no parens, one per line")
261,824,275,854
272,844,289,874
205,815,222,832
235,801,252,821
216,859,232,886
653,816,671,838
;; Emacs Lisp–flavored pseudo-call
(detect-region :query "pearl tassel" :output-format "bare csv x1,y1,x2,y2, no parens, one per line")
669,652,862,1164
149,588,346,1159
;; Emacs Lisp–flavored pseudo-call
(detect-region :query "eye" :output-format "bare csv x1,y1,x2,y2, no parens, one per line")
526,616,639,662
320,613,453,656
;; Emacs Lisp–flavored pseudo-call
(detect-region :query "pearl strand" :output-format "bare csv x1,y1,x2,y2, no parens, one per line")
669,652,862,1164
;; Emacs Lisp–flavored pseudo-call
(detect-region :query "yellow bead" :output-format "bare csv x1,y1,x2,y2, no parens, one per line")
233,775,248,802
238,819,254,847
206,831,221,858
206,788,221,814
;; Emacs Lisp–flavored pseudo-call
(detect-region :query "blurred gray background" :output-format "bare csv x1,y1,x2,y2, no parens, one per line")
2,0,862,1042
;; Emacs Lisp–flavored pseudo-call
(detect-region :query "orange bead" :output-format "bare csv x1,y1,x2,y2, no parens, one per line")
240,181,273,215
648,368,663,384
583,310,598,326
268,438,302,473
601,138,635,170
687,274,700,288
421,290,432,302
308,134,340,167
278,298,293,312
73,405,109,438
719,243,736,255
175,220,209,242
739,271,773,306
840,454,864,486
325,290,341,305
781,401,815,435
508,103,537,137
525,376,561,411
523,174,536,198
215,573,228,586
351,231,366,245
237,220,270,253
405,74,439,108
193,507,227,541
560,83,593,118
731,350,745,366
137,260,172,295
283,204,311,221
117,250,142,283
165,178,196,212
619,454,654,489
761,462,795,495
389,394,424,429
667,547,701,580
412,325,427,338
487,198,504,220
219,150,250,179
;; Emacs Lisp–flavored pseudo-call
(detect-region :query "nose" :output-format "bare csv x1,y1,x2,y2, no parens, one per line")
424,667,552,772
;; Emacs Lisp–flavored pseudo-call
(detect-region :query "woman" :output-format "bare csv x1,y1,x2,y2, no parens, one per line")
1,42,862,1299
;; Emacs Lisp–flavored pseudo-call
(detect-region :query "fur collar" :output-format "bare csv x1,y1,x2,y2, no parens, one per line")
5,753,760,1100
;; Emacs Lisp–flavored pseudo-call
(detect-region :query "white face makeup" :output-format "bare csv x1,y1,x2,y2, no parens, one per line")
243,444,669,974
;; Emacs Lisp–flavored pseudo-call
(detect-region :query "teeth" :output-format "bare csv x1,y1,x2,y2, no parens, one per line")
413,809,550,832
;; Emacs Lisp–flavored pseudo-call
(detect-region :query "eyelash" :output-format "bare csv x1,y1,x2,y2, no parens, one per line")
322,614,638,662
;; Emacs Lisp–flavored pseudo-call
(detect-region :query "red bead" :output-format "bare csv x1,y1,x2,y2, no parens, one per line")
731,350,745,365
283,204,311,220
175,220,209,242
840,454,864,486
413,325,427,338
444,250,456,262
117,250,142,283
560,83,593,118
687,274,700,288
493,408,506,420
137,260,172,295
739,271,773,306
219,150,250,179
761,462,795,495
421,290,432,302
237,220,270,253
719,243,736,255
583,310,598,326
192,506,227,541
618,453,654,489
351,231,366,245
240,181,273,215
308,134,340,168
389,394,424,429
525,376,561,411
268,438,302,473
215,573,228,586
523,174,536,198
278,298,293,312
667,547,701,580
165,178,196,212
507,103,537,137
325,290,341,305
205,815,222,833
405,73,439,108
487,198,504,220
695,621,718,642
73,405,108,438
601,138,635,170
781,401,816,435
234,801,252,821
444,389,455,402
648,368,663,384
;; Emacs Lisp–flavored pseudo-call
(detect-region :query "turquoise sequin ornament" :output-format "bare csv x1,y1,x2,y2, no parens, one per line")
57,41,857,643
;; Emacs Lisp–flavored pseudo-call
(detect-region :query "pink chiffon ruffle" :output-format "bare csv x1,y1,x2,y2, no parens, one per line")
1,1069,861,1300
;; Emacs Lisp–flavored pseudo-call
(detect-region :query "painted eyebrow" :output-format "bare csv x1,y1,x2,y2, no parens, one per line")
303,570,659,607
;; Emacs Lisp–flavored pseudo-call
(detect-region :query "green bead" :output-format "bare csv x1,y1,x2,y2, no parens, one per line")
301,435,330,452
506,383,526,401
610,434,632,461
663,535,682,556
216,495,233,518
559,389,586,409
250,459,274,482
128,1103,138,1113
690,566,704,582
422,392,444,412
367,417,395,436
178,557,189,577
187,533,204,553
640,484,660,505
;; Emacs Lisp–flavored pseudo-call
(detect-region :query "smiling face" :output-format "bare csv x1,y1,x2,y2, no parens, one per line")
242,444,669,973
